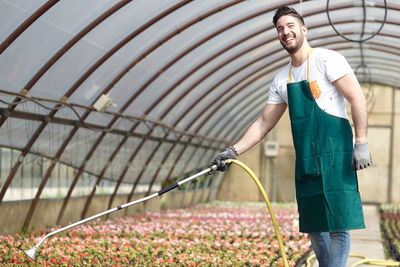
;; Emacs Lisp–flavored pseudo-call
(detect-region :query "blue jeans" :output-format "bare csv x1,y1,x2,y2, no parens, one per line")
308,231,350,267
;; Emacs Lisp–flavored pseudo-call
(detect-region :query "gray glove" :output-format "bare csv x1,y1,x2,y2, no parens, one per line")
352,142,372,170
212,146,238,171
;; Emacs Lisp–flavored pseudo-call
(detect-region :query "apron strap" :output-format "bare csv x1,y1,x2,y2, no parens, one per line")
288,47,312,83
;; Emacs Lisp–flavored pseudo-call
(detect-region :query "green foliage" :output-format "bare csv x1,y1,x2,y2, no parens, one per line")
380,204,400,260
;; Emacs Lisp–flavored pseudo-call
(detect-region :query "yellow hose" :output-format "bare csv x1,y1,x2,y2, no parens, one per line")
226,159,289,267
226,159,400,267
305,253,400,266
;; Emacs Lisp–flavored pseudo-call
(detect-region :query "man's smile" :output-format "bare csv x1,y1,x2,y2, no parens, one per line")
283,35,295,44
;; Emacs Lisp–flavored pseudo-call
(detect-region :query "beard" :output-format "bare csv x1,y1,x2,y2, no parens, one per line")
280,32,304,54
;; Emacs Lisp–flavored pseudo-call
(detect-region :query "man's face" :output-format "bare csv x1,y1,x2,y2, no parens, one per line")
276,15,307,54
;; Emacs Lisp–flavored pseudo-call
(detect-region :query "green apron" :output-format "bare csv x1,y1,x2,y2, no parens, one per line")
287,49,365,233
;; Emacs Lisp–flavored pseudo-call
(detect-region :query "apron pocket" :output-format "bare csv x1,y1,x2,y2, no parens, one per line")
296,138,335,181
295,156,322,180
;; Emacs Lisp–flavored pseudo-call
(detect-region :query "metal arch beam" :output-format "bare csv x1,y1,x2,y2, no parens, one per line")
349,60,400,76
125,1,294,117
2,1,129,229
0,103,226,146
18,1,132,230
22,1,195,222
43,0,194,226
0,0,59,54
141,0,304,116
346,52,400,64
359,76,400,88
356,69,400,84
192,61,289,139
68,0,246,220
348,61,400,83
79,0,250,219
0,1,129,129
0,0,130,209
376,2,400,12
24,1,131,92
86,0,244,118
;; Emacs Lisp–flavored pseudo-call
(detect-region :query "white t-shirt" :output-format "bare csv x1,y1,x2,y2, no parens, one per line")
267,48,353,119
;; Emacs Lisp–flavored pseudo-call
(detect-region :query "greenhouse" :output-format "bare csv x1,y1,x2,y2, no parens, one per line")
0,0,399,266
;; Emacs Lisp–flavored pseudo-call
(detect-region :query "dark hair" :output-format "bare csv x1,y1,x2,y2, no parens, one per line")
273,6,305,27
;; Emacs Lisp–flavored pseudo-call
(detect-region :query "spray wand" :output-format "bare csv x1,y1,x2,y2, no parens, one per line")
24,160,291,265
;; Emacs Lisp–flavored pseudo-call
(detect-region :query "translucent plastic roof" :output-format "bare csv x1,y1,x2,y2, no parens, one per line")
0,0,398,226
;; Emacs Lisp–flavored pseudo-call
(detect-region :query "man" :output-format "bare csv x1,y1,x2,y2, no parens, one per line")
212,6,372,267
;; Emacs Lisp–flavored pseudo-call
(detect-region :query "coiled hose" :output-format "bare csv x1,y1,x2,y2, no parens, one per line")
306,252,400,266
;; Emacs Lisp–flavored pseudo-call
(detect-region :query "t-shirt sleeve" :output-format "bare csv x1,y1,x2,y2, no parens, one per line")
323,50,353,82
267,76,284,104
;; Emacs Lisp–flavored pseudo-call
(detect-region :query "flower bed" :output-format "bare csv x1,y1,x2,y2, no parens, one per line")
0,201,310,266
381,203,400,261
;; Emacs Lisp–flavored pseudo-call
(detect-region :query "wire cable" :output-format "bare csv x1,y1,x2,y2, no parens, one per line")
0,91,228,145
326,0,387,43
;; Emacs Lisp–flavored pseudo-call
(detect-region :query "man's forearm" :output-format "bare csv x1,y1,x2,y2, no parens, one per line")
233,118,270,155
351,95,368,144
231,102,287,156
332,73,368,144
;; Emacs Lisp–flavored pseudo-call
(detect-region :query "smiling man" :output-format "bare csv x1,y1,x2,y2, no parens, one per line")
212,6,372,267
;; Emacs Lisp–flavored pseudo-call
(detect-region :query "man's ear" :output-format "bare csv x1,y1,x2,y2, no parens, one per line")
302,25,308,35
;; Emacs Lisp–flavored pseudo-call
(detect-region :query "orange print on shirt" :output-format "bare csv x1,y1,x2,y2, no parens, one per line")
309,80,321,99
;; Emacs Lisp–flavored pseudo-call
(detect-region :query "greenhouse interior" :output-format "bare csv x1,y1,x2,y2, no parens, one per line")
0,0,399,266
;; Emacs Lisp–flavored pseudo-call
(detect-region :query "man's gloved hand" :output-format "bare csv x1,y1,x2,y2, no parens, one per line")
352,142,372,170
212,146,238,171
